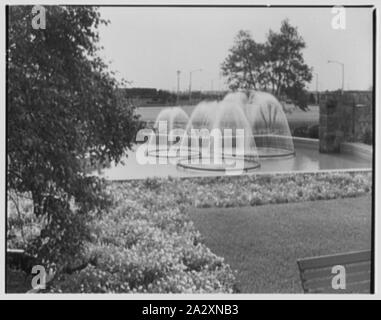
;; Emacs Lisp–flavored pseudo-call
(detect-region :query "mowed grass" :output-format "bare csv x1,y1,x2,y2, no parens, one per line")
190,196,372,293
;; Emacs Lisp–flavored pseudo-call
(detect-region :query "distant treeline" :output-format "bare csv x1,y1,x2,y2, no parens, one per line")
118,87,337,107
118,88,227,106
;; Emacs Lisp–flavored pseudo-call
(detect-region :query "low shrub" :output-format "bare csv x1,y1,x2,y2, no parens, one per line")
292,126,309,138
363,129,372,145
48,202,236,293
308,124,319,139
293,124,319,139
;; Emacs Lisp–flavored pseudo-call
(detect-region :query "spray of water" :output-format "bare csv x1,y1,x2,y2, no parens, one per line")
246,91,295,158
145,91,295,172
147,107,190,158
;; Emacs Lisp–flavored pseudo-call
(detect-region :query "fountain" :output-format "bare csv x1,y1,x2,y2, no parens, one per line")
146,91,294,172
177,93,260,173
178,101,217,159
246,91,295,158
146,107,195,158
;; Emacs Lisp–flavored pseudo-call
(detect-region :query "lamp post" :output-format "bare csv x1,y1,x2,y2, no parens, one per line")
314,72,319,104
218,71,223,100
189,69,202,102
327,60,344,93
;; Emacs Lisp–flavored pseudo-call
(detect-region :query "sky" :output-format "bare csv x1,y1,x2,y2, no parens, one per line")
98,7,373,92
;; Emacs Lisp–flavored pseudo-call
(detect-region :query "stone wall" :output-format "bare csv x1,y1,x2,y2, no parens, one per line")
319,91,373,153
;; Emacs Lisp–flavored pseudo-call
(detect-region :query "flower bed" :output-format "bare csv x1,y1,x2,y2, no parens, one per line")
112,171,372,209
49,198,236,293
7,171,372,293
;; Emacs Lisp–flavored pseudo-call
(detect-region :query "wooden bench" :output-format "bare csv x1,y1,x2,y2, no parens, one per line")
297,250,372,293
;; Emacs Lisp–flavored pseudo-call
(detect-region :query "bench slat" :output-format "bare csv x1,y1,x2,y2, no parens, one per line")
298,250,371,270
309,281,371,294
304,272,370,291
302,262,371,281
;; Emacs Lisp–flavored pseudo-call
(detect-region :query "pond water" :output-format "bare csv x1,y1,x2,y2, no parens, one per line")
94,142,372,180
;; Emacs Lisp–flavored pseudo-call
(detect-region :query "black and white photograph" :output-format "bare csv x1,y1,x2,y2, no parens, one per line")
3,2,378,300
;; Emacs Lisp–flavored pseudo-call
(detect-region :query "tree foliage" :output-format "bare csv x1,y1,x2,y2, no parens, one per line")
221,20,313,110
220,30,268,91
7,6,141,270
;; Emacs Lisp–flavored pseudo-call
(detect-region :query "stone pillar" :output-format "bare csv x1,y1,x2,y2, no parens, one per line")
319,93,343,153
319,91,372,151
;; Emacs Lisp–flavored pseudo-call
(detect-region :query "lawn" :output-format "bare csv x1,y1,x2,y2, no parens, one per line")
190,195,372,293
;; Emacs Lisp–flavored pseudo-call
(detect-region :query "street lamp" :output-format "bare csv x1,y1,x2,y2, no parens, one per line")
314,72,319,104
327,60,344,93
218,71,223,100
189,69,203,102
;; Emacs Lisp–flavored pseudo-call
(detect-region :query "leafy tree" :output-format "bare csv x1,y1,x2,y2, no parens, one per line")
7,6,141,271
221,20,313,110
221,30,268,90
283,83,310,111
266,20,312,96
